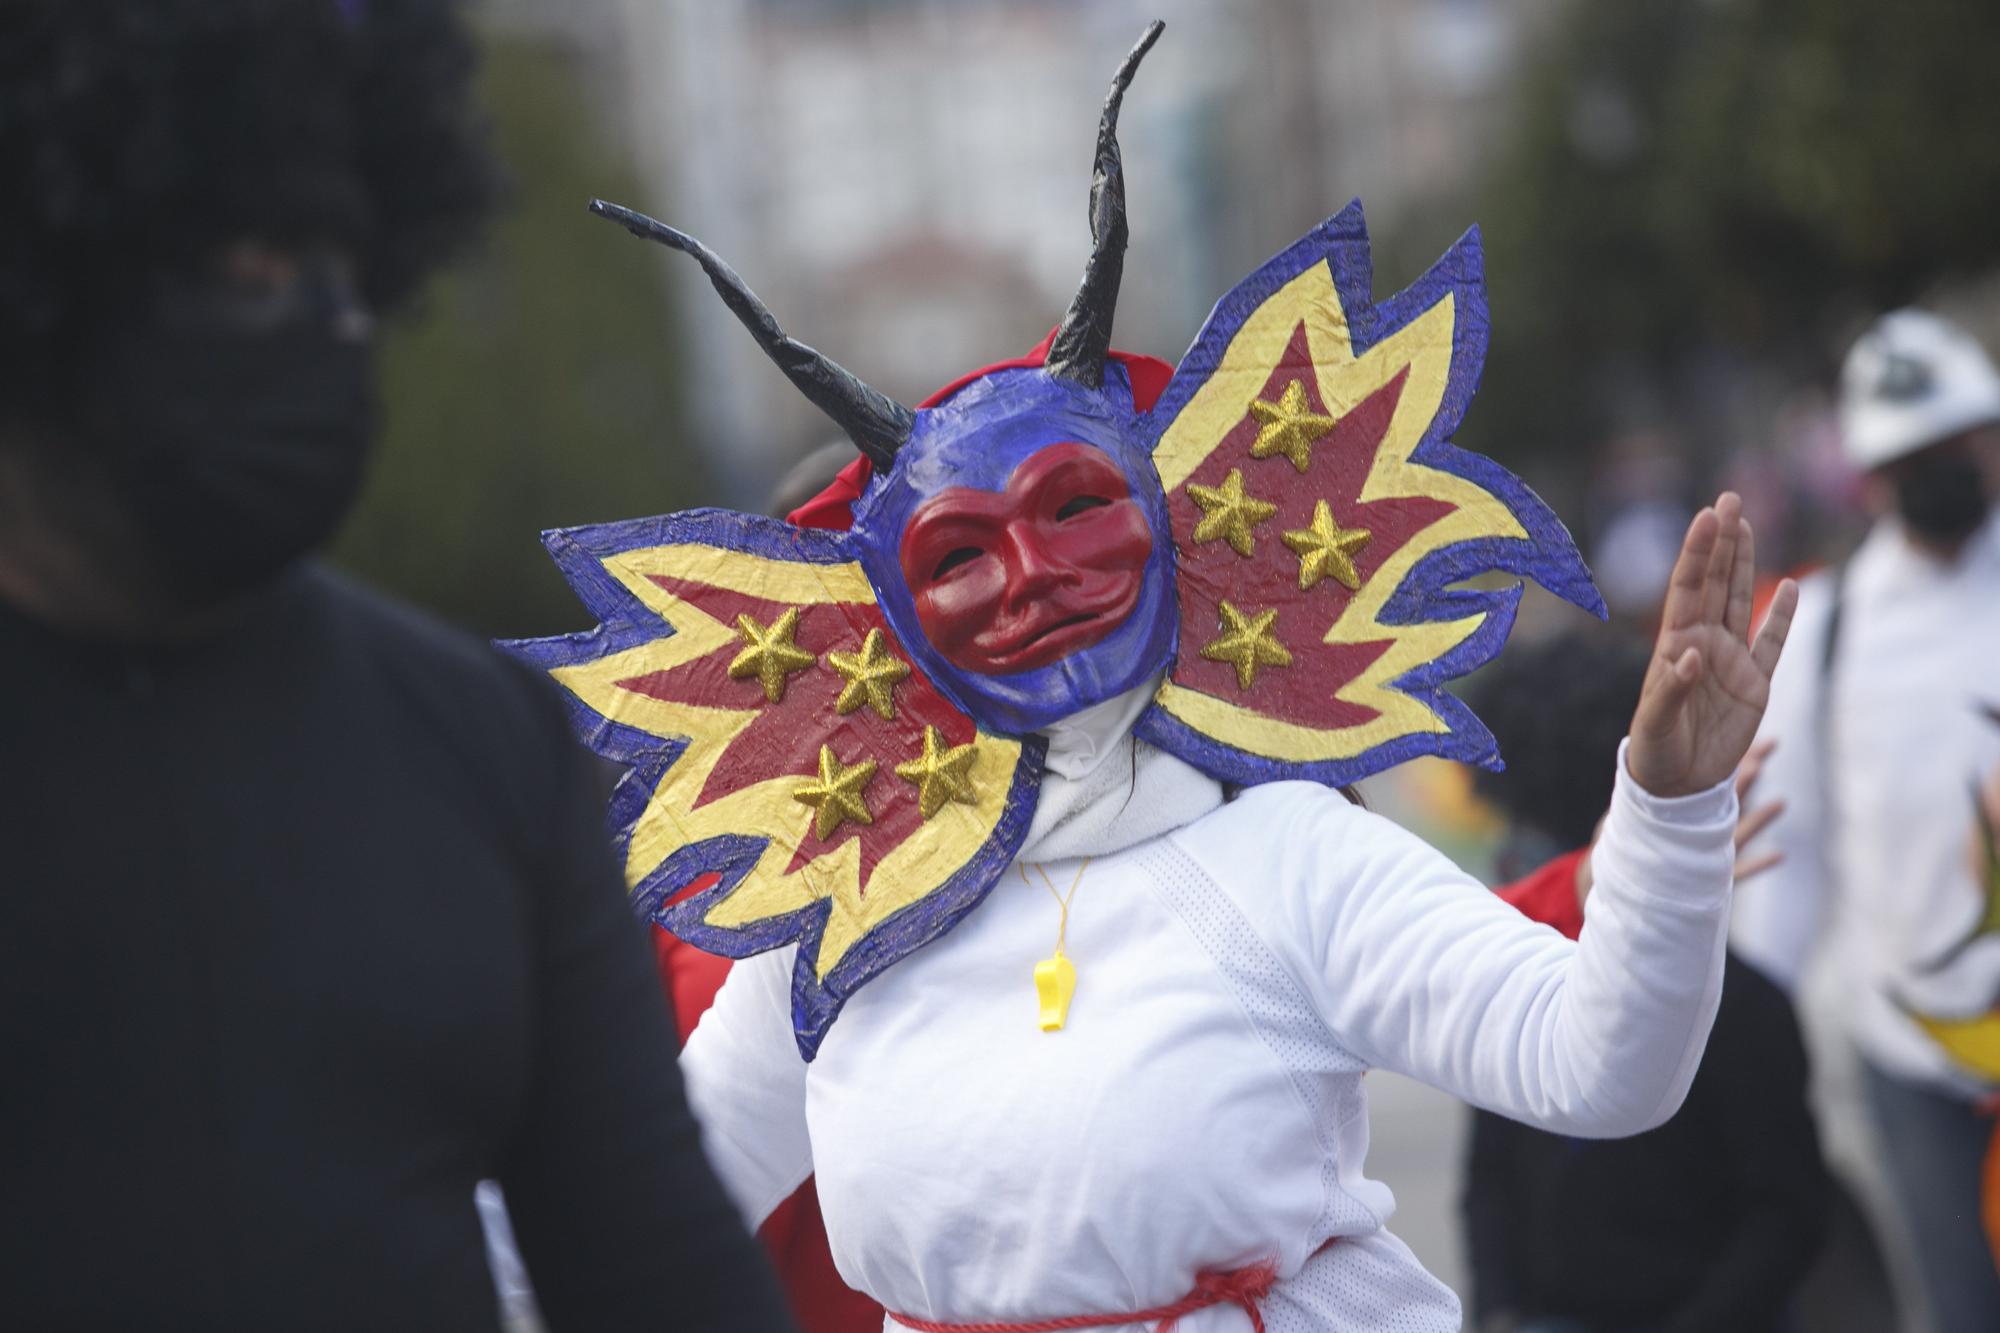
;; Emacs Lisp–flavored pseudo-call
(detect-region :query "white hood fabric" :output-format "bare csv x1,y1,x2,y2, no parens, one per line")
1019,679,1223,864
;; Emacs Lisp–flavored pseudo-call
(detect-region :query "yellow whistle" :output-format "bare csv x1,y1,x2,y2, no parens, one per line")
1034,953,1077,1032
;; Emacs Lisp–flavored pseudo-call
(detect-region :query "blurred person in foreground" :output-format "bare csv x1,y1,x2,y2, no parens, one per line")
1462,632,1829,1333
0,3,791,1330
1733,309,2000,1332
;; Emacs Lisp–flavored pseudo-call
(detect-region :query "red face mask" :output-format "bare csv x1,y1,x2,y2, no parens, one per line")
899,441,1155,676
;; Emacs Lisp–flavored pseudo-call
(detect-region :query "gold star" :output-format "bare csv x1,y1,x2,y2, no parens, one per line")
793,744,878,841
1248,378,1338,473
1186,467,1277,556
1200,600,1293,690
825,628,912,720
1282,500,1373,591
728,607,816,703
894,725,980,819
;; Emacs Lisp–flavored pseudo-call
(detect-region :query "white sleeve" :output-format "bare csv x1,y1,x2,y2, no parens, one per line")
679,945,814,1230
1237,746,1736,1138
1729,571,1837,991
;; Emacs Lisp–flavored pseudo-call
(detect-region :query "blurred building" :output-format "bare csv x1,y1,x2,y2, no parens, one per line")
596,0,1558,503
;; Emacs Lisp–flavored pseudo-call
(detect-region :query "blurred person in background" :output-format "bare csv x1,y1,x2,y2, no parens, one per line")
1585,430,1697,634
1733,309,2000,1333
0,3,791,1330
1462,632,1830,1333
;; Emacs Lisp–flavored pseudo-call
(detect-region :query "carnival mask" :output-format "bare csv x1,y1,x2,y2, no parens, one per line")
506,21,1604,1057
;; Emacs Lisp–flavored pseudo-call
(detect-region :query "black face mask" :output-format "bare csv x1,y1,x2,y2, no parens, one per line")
1893,448,1991,545
79,300,378,607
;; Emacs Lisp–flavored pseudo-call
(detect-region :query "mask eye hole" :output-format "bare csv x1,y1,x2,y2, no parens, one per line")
932,547,983,579
1055,495,1111,521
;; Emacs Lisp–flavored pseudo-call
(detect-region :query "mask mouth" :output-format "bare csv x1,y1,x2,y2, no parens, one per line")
966,573,1144,675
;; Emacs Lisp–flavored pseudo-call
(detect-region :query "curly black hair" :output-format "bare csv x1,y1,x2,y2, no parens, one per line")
0,0,497,427
1468,628,1652,851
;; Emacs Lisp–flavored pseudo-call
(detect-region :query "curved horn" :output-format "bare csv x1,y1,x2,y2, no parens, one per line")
1044,20,1164,388
589,199,914,468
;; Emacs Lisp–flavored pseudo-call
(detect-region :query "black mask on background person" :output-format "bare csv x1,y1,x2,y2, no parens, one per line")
76,276,378,608
1892,445,1991,545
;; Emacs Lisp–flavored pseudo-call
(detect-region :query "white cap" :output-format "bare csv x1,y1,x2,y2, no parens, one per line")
1839,309,2000,471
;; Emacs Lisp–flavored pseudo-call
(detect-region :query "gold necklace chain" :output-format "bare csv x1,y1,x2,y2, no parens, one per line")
1020,857,1090,1032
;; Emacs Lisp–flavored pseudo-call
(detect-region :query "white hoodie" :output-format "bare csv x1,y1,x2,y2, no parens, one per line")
682,690,1738,1331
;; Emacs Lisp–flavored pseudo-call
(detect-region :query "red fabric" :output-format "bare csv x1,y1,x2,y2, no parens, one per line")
786,330,1177,532
1494,848,1589,941
889,1257,1280,1333
653,927,887,1333
655,927,732,1043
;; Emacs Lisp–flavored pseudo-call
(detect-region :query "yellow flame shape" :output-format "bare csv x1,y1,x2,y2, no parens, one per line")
1150,259,1525,763
549,544,1022,981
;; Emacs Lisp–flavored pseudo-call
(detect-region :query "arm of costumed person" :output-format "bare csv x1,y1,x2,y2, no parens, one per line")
1179,494,1798,1137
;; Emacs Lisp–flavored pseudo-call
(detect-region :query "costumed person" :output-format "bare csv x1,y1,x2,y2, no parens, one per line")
0,3,793,1330
509,23,1797,1331
1731,309,2000,1333
1461,632,1829,1333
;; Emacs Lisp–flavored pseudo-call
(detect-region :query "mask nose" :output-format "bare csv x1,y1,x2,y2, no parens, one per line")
998,522,1075,613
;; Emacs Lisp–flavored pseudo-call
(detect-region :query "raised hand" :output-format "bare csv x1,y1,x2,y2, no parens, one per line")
1626,493,1799,799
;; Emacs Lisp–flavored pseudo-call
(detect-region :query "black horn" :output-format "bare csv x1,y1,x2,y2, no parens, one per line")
1044,20,1163,388
589,199,914,468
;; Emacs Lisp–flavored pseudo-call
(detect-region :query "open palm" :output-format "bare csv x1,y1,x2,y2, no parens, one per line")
1627,493,1799,799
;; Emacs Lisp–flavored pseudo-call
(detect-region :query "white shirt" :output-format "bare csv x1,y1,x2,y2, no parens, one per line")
683,705,1737,1332
1733,510,2000,1095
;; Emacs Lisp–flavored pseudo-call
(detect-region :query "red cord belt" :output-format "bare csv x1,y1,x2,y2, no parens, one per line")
888,1258,1282,1333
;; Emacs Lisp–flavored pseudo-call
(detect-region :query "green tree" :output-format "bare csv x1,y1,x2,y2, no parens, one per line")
1466,0,2000,471
333,32,704,637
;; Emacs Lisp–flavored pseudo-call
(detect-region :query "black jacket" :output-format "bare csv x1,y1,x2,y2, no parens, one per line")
0,566,791,1332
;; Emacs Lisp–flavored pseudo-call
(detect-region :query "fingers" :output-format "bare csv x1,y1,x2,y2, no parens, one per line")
1751,578,1800,678
1701,493,1742,628
1633,645,1703,740
1735,737,1777,801
1735,848,1785,883
1661,505,1721,631
1725,515,1756,641
1735,798,1786,851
